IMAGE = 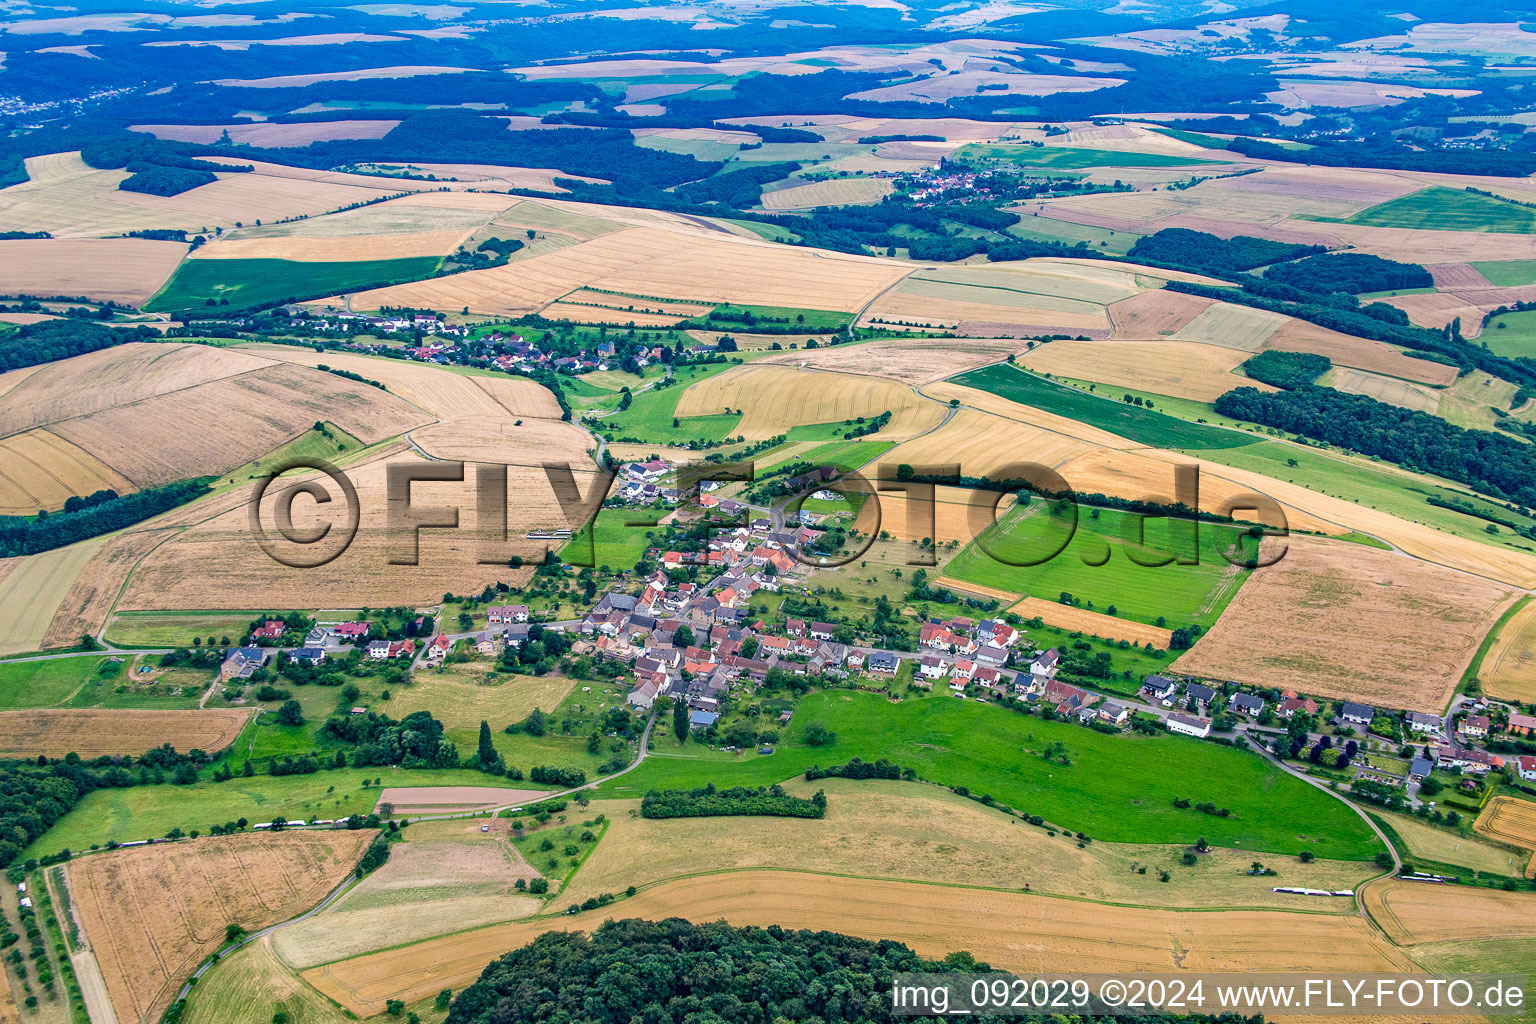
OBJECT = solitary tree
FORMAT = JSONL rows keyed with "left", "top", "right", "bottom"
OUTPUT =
{"left": 477, "top": 720, "right": 496, "bottom": 766}
{"left": 673, "top": 699, "right": 689, "bottom": 744}
{"left": 275, "top": 700, "right": 304, "bottom": 727}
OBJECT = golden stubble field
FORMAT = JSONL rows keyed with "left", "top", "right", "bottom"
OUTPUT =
{"left": 70, "top": 830, "right": 372, "bottom": 1024}
{"left": 759, "top": 336, "right": 1024, "bottom": 386}
{"left": 1363, "top": 878, "right": 1536, "bottom": 946}
{"left": 1173, "top": 536, "right": 1518, "bottom": 711}
{"left": 0, "top": 708, "right": 248, "bottom": 758}
{"left": 1021, "top": 339, "right": 1270, "bottom": 402}
{"left": 1481, "top": 598, "right": 1536, "bottom": 702}
{"left": 305, "top": 869, "right": 1409, "bottom": 1016}
{"left": 1474, "top": 797, "right": 1536, "bottom": 875}
{"left": 0, "top": 238, "right": 187, "bottom": 304}
{"left": 674, "top": 364, "right": 946, "bottom": 440}
{"left": 348, "top": 223, "right": 913, "bottom": 316}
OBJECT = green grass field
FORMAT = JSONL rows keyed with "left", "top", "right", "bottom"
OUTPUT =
{"left": 954, "top": 144, "right": 1220, "bottom": 169}
{"left": 691, "top": 304, "right": 855, "bottom": 332}
{"left": 1482, "top": 309, "right": 1536, "bottom": 358}
{"left": 105, "top": 611, "right": 263, "bottom": 647}
{"left": 1007, "top": 216, "right": 1142, "bottom": 255}
{"left": 0, "top": 658, "right": 113, "bottom": 708}
{"left": 951, "top": 364, "right": 1254, "bottom": 450}
{"left": 560, "top": 508, "right": 658, "bottom": 572}
{"left": 1473, "top": 259, "right": 1536, "bottom": 287}
{"left": 605, "top": 690, "right": 1381, "bottom": 860}
{"left": 943, "top": 501, "right": 1254, "bottom": 628}
{"left": 593, "top": 362, "right": 742, "bottom": 444}
{"left": 1307, "top": 187, "right": 1536, "bottom": 233}
{"left": 22, "top": 766, "right": 556, "bottom": 859}
{"left": 146, "top": 256, "right": 442, "bottom": 313}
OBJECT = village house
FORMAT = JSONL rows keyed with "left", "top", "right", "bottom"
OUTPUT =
{"left": 809, "top": 621, "right": 837, "bottom": 641}
{"left": 919, "top": 655, "right": 949, "bottom": 681}
{"left": 289, "top": 647, "right": 325, "bottom": 666}
{"left": 1340, "top": 702, "right": 1376, "bottom": 727}
{"left": 1229, "top": 692, "right": 1265, "bottom": 717}
{"left": 1185, "top": 682, "right": 1215, "bottom": 709}
{"left": 475, "top": 631, "right": 502, "bottom": 657}
{"left": 220, "top": 647, "right": 269, "bottom": 681}
{"left": 251, "top": 620, "right": 286, "bottom": 641}
{"left": 1409, "top": 756, "right": 1435, "bottom": 781}
{"left": 1507, "top": 713, "right": 1536, "bottom": 737}
{"left": 368, "top": 638, "right": 416, "bottom": 660}
{"left": 488, "top": 605, "right": 529, "bottom": 624}
{"left": 424, "top": 634, "right": 453, "bottom": 664}
{"left": 1277, "top": 696, "right": 1318, "bottom": 718}
{"left": 1406, "top": 711, "right": 1444, "bottom": 736}
{"left": 1144, "top": 675, "right": 1177, "bottom": 702}
{"left": 328, "top": 621, "right": 371, "bottom": 643}
{"left": 1436, "top": 745, "right": 1504, "bottom": 774}
{"left": 1167, "top": 712, "right": 1212, "bottom": 739}
{"left": 866, "top": 651, "right": 899, "bottom": 675}
{"left": 1461, "top": 714, "right": 1491, "bottom": 739}
{"left": 1098, "top": 702, "right": 1130, "bottom": 727}
{"left": 1519, "top": 755, "right": 1536, "bottom": 782}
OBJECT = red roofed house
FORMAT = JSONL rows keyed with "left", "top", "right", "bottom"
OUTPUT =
{"left": 252, "top": 620, "right": 286, "bottom": 641}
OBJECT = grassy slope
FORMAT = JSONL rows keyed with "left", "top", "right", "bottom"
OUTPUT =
{"left": 560, "top": 508, "right": 658, "bottom": 572}
{"left": 1472, "top": 259, "right": 1536, "bottom": 287}
{"left": 943, "top": 500, "right": 1253, "bottom": 628}
{"left": 1482, "top": 309, "right": 1536, "bottom": 358}
{"left": 950, "top": 364, "right": 1255, "bottom": 450}
{"left": 146, "top": 256, "right": 442, "bottom": 312}
{"left": 1306, "top": 187, "right": 1536, "bottom": 233}
{"left": 594, "top": 362, "right": 742, "bottom": 444}
{"left": 608, "top": 690, "right": 1381, "bottom": 860}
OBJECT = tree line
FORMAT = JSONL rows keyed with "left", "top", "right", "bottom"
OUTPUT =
{"left": 0, "top": 319, "right": 158, "bottom": 373}
{"left": 640, "top": 783, "right": 826, "bottom": 819}
{"left": 1127, "top": 228, "right": 1323, "bottom": 275}
{"left": 0, "top": 478, "right": 211, "bottom": 557}
{"left": 1215, "top": 385, "right": 1536, "bottom": 506}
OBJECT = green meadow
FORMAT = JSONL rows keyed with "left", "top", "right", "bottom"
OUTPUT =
{"left": 1481, "top": 308, "right": 1536, "bottom": 358}
{"left": 1306, "top": 187, "right": 1536, "bottom": 233}
{"left": 605, "top": 690, "right": 1381, "bottom": 860}
{"left": 950, "top": 364, "right": 1255, "bottom": 450}
{"left": 942, "top": 500, "right": 1255, "bottom": 628}
{"left": 146, "top": 255, "right": 442, "bottom": 313}
{"left": 954, "top": 144, "right": 1220, "bottom": 170}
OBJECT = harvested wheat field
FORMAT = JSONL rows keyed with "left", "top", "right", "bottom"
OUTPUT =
{"left": 118, "top": 452, "right": 560, "bottom": 610}
{"left": 275, "top": 829, "right": 542, "bottom": 968}
{"left": 0, "top": 343, "right": 275, "bottom": 436}
{"left": 1056, "top": 448, "right": 1342, "bottom": 536}
{"left": 50, "top": 361, "right": 428, "bottom": 488}
{"left": 1321, "top": 367, "right": 1441, "bottom": 413}
{"left": 872, "top": 485, "right": 1016, "bottom": 545}
{"left": 760, "top": 336, "right": 1022, "bottom": 386}
{"left": 1172, "top": 302, "right": 1289, "bottom": 351}
{"left": 0, "top": 708, "right": 248, "bottom": 758}
{"left": 0, "top": 429, "right": 133, "bottom": 515}
{"left": 1364, "top": 878, "right": 1536, "bottom": 946}
{"left": 1107, "top": 289, "right": 1214, "bottom": 339}
{"left": 0, "top": 538, "right": 106, "bottom": 655}
{"left": 880, "top": 409, "right": 1096, "bottom": 480}
{"left": 0, "top": 153, "right": 448, "bottom": 239}
{"left": 1173, "top": 536, "right": 1517, "bottom": 712}
{"left": 932, "top": 575, "right": 1021, "bottom": 603}
{"left": 562, "top": 781, "right": 1369, "bottom": 914}
{"left": 306, "top": 869, "right": 1408, "bottom": 1016}
{"left": 674, "top": 365, "right": 945, "bottom": 441}
{"left": 245, "top": 345, "right": 562, "bottom": 420}
{"left": 1022, "top": 340, "right": 1267, "bottom": 402}
{"left": 408, "top": 416, "right": 593, "bottom": 466}
{"left": 760, "top": 177, "right": 893, "bottom": 210}
{"left": 0, "top": 238, "right": 186, "bottom": 303}
{"left": 1383, "top": 291, "right": 1489, "bottom": 334}
{"left": 861, "top": 265, "right": 1117, "bottom": 337}
{"left": 1482, "top": 598, "right": 1536, "bottom": 702}
{"left": 1009, "top": 595, "right": 1174, "bottom": 647}
{"left": 1474, "top": 797, "right": 1536, "bottom": 874}
{"left": 41, "top": 527, "right": 175, "bottom": 647}
{"left": 923, "top": 380, "right": 1143, "bottom": 451}
{"left": 71, "top": 830, "right": 372, "bottom": 1024}
{"left": 349, "top": 225, "right": 912, "bottom": 316}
